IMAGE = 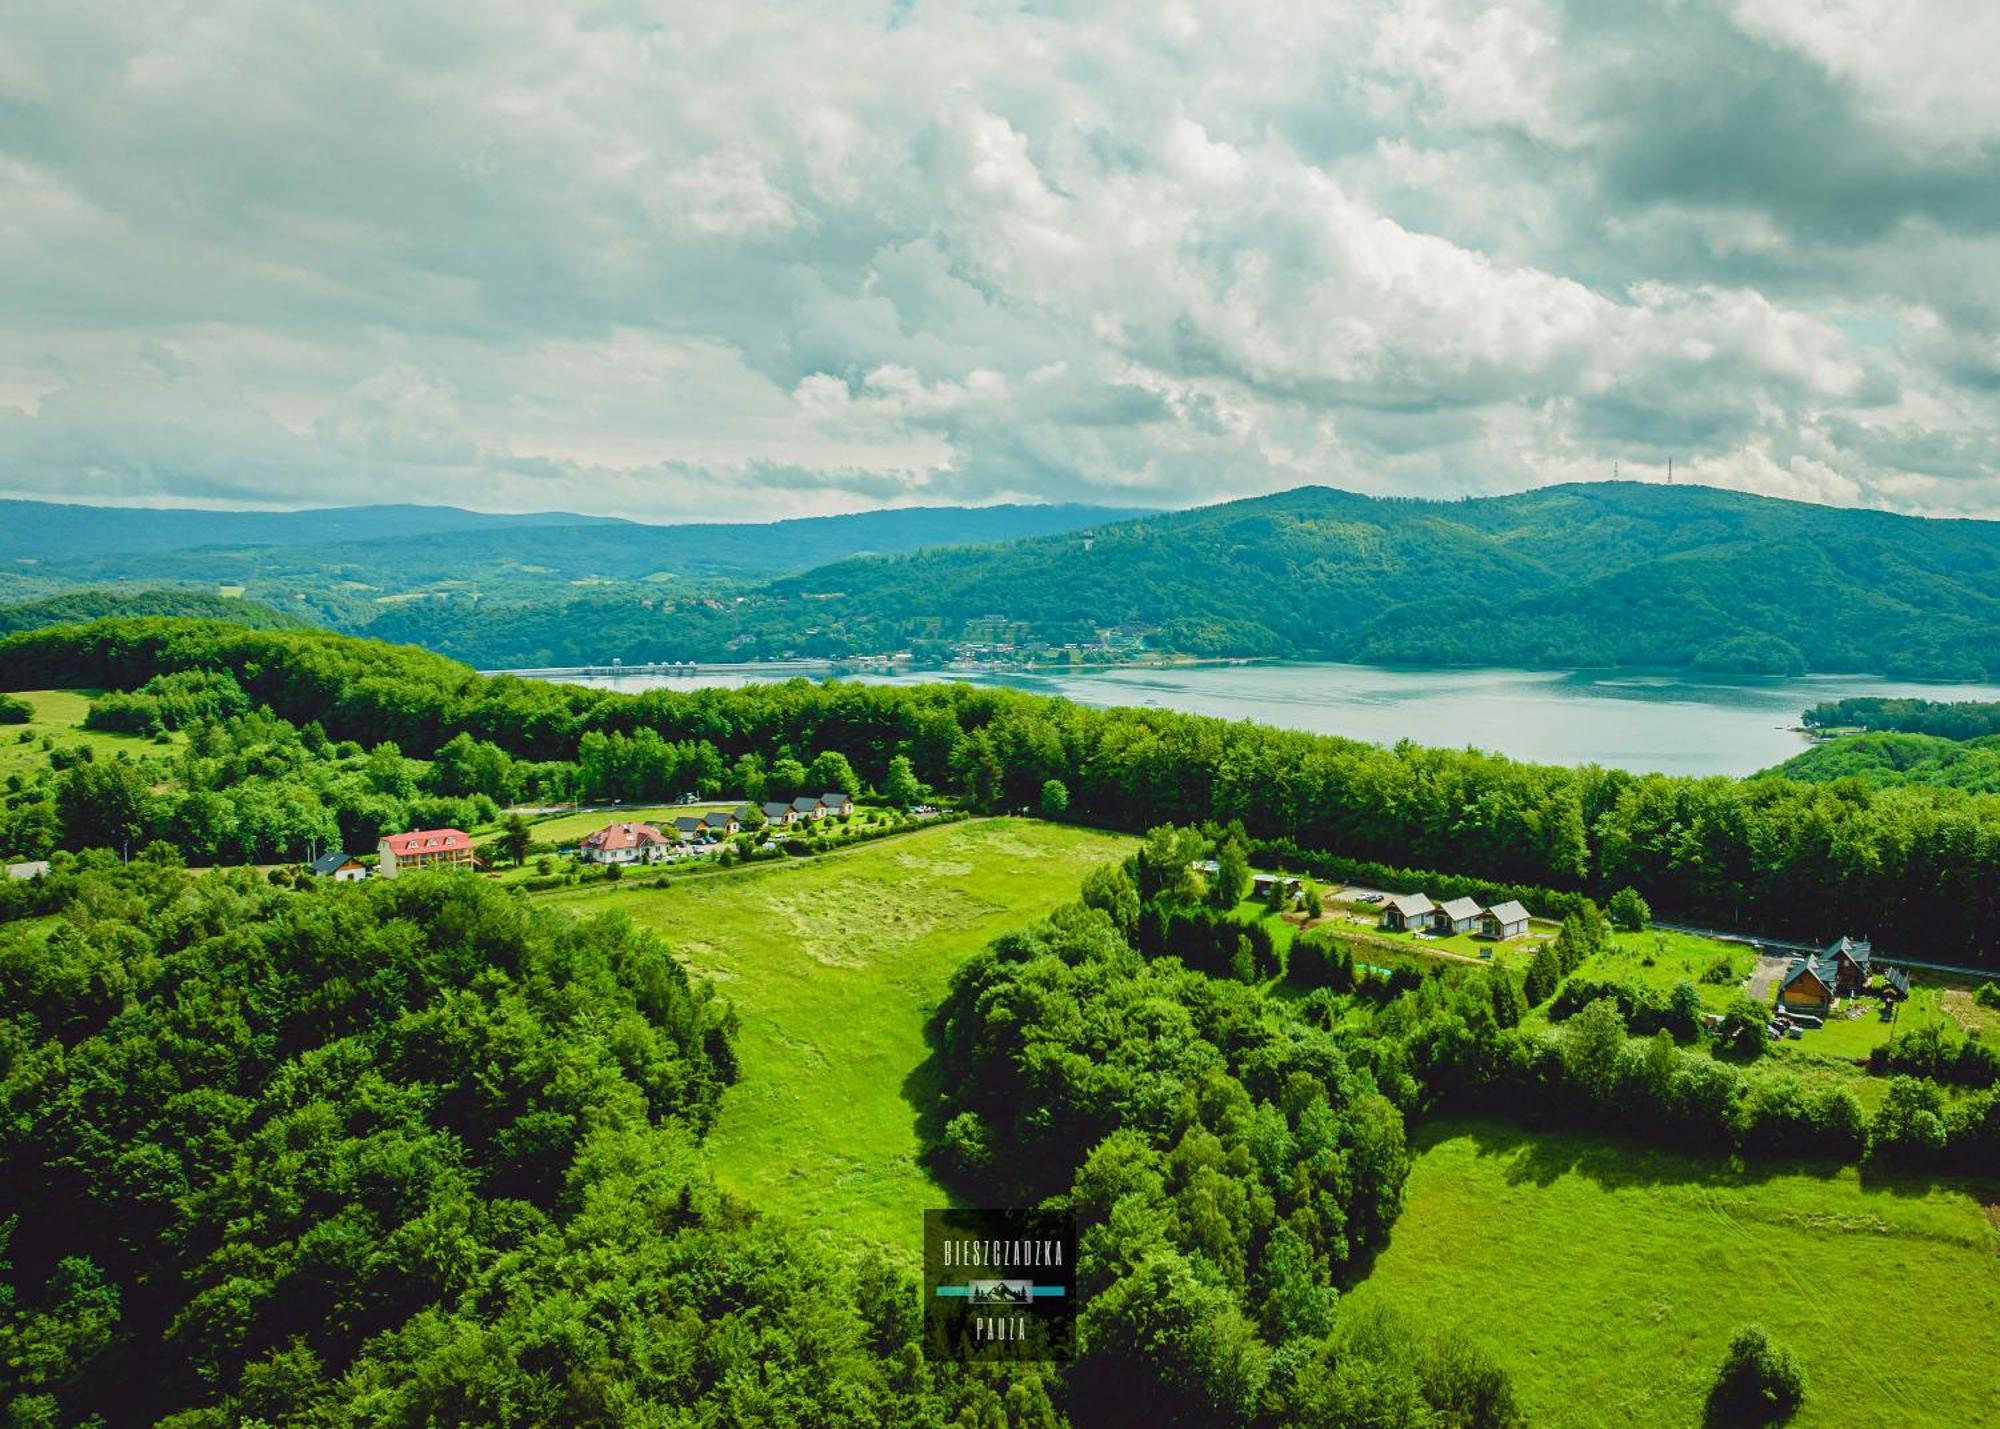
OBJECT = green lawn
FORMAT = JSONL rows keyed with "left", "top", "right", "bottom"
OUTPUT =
{"left": 1347, "top": 1117, "right": 2000, "bottom": 1428}
{"left": 1576, "top": 928, "right": 1761, "bottom": 1011}
{"left": 0, "top": 689, "right": 182, "bottom": 783}
{"left": 533, "top": 817, "right": 1132, "bottom": 1259}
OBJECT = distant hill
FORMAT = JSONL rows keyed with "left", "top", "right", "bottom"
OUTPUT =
{"left": 0, "top": 589, "right": 313, "bottom": 636}
{"left": 16, "top": 502, "right": 1141, "bottom": 596}
{"left": 690, "top": 483, "right": 1997, "bottom": 680}
{"left": 0, "top": 499, "right": 624, "bottom": 561}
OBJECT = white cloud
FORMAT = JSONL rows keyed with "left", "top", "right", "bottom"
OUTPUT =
{"left": 0, "top": 0, "right": 1996, "bottom": 519}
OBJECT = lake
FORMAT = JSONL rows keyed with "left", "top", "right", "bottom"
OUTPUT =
{"left": 536, "top": 662, "right": 2000, "bottom": 777}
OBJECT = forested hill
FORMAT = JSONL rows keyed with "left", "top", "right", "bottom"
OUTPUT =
{"left": 0, "top": 589, "right": 311, "bottom": 635}
{"left": 741, "top": 482, "right": 2000, "bottom": 679}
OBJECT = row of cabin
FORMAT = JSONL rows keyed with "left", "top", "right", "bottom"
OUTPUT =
{"left": 1380, "top": 892, "right": 1531, "bottom": 940}
{"left": 1776, "top": 937, "right": 1907, "bottom": 1013}
{"left": 581, "top": 793, "right": 856, "bottom": 865}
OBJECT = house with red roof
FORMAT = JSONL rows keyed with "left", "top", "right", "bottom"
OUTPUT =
{"left": 579, "top": 821, "right": 672, "bottom": 865}
{"left": 377, "top": 828, "right": 475, "bottom": 878}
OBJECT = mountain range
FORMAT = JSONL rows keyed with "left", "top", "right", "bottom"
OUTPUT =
{"left": 4, "top": 483, "right": 1997, "bottom": 680}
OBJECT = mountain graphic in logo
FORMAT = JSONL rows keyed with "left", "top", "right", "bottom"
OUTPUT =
{"left": 969, "top": 1280, "right": 1033, "bottom": 1305}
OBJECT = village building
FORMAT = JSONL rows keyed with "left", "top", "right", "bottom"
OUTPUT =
{"left": 309, "top": 850, "right": 367, "bottom": 882}
{"left": 762, "top": 801, "right": 797, "bottom": 826}
{"left": 1433, "top": 896, "right": 1483, "bottom": 935}
{"left": 578, "top": 821, "right": 672, "bottom": 866}
{"left": 1778, "top": 955, "right": 1837, "bottom": 1014}
{"left": 1882, "top": 966, "right": 1912, "bottom": 1001}
{"left": 1479, "top": 901, "right": 1531, "bottom": 940}
{"left": 377, "top": 828, "right": 474, "bottom": 879}
{"left": 702, "top": 809, "right": 739, "bottom": 836}
{"left": 5, "top": 860, "right": 51, "bottom": 881}
{"left": 673, "top": 815, "right": 705, "bottom": 841}
{"left": 1380, "top": 892, "right": 1435, "bottom": 932}
{"left": 1825, "top": 935, "right": 1873, "bottom": 995}
{"left": 820, "top": 791, "right": 855, "bottom": 818}
{"left": 791, "top": 795, "right": 826, "bottom": 821}
{"left": 1252, "top": 873, "right": 1304, "bottom": 901}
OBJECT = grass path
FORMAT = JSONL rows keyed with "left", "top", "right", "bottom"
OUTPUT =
{"left": 537, "top": 818, "right": 1131, "bottom": 1257}
{"left": 1347, "top": 1116, "right": 2000, "bottom": 1428}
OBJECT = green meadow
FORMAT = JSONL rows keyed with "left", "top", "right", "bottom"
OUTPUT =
{"left": 534, "top": 817, "right": 1132, "bottom": 1257}
{"left": 1346, "top": 1117, "right": 2000, "bottom": 1428}
{"left": 0, "top": 688, "right": 182, "bottom": 782}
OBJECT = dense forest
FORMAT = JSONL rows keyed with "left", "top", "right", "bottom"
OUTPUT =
{"left": 9, "top": 484, "right": 1997, "bottom": 676}
{"left": 5, "top": 618, "right": 2000, "bottom": 964}
{"left": 0, "top": 591, "right": 310, "bottom": 638}
{"left": 673, "top": 482, "right": 2000, "bottom": 678}
{"left": 3, "top": 618, "right": 1996, "bottom": 1424}
{"left": 1803, "top": 697, "right": 2000, "bottom": 741}
{"left": 0, "top": 861, "right": 1079, "bottom": 1423}
{"left": 1767, "top": 732, "right": 2000, "bottom": 794}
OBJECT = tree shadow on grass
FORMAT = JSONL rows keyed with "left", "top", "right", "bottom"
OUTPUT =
{"left": 1412, "top": 1114, "right": 1857, "bottom": 1197}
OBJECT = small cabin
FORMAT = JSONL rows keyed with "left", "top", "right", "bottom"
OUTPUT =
{"left": 1381, "top": 893, "right": 1435, "bottom": 932}
{"left": 1433, "top": 896, "right": 1483, "bottom": 935}
{"left": 310, "top": 850, "right": 368, "bottom": 882}
{"left": 1480, "top": 900, "right": 1531, "bottom": 940}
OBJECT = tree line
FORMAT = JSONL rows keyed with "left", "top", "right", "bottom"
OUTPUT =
{"left": 6, "top": 618, "right": 2000, "bottom": 964}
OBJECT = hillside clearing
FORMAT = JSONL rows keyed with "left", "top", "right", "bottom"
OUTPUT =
{"left": 534, "top": 817, "right": 1132, "bottom": 1256}
{"left": 1346, "top": 1116, "right": 2000, "bottom": 1428}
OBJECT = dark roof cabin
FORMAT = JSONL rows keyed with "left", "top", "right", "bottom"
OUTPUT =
{"left": 1778, "top": 955, "right": 1836, "bottom": 1012}
{"left": 1825, "top": 936, "right": 1872, "bottom": 993}
{"left": 1882, "top": 966, "right": 1912, "bottom": 1001}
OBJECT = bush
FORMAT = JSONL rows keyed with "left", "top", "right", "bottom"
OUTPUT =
{"left": 1706, "top": 1325, "right": 1805, "bottom": 1425}
{"left": 1607, "top": 886, "right": 1651, "bottom": 931}
{"left": 1974, "top": 981, "right": 2000, "bottom": 1011}
{"left": 0, "top": 693, "right": 31, "bottom": 724}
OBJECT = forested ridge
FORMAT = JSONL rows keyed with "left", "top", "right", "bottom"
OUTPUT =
{"left": 11, "top": 484, "right": 1997, "bottom": 676}
{"left": 5, "top": 617, "right": 2000, "bottom": 964}
{"left": 600, "top": 482, "right": 2000, "bottom": 678}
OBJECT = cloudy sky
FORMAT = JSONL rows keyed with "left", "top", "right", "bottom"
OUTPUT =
{"left": 3, "top": 1, "right": 1999, "bottom": 521}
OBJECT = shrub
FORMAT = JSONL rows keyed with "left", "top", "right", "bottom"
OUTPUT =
{"left": 0, "top": 693, "right": 33, "bottom": 724}
{"left": 1706, "top": 1325, "right": 1805, "bottom": 1425}
{"left": 1607, "top": 886, "right": 1651, "bottom": 931}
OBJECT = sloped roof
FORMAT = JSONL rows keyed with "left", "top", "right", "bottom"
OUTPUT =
{"left": 1781, "top": 956, "right": 1835, "bottom": 993}
{"left": 580, "top": 822, "right": 667, "bottom": 851}
{"left": 1385, "top": 893, "right": 1434, "bottom": 918}
{"left": 1438, "top": 896, "right": 1483, "bottom": 922}
{"left": 1826, "top": 935, "right": 1872, "bottom": 966}
{"left": 702, "top": 809, "right": 735, "bottom": 826}
{"left": 762, "top": 801, "right": 792, "bottom": 818}
{"left": 1884, "top": 966, "right": 1911, "bottom": 993}
{"left": 381, "top": 828, "right": 469, "bottom": 856}
{"left": 1484, "top": 900, "right": 1530, "bottom": 924}
{"left": 792, "top": 796, "right": 822, "bottom": 811}
{"left": 821, "top": 790, "right": 853, "bottom": 806}
{"left": 310, "top": 849, "right": 362, "bottom": 874}
{"left": 674, "top": 816, "right": 703, "bottom": 833}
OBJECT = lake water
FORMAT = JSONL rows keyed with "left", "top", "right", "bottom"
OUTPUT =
{"left": 540, "top": 662, "right": 2000, "bottom": 778}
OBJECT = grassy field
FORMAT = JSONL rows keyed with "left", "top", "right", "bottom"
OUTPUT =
{"left": 0, "top": 689, "right": 181, "bottom": 782}
{"left": 534, "top": 817, "right": 1131, "bottom": 1258}
{"left": 1347, "top": 1117, "right": 2000, "bottom": 1428}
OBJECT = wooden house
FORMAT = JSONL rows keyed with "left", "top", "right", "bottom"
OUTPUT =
{"left": 1825, "top": 936, "right": 1873, "bottom": 995}
{"left": 1778, "top": 955, "right": 1836, "bottom": 1013}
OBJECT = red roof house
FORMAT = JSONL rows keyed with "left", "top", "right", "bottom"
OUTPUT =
{"left": 579, "top": 821, "right": 671, "bottom": 864}
{"left": 377, "top": 828, "right": 475, "bottom": 878}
